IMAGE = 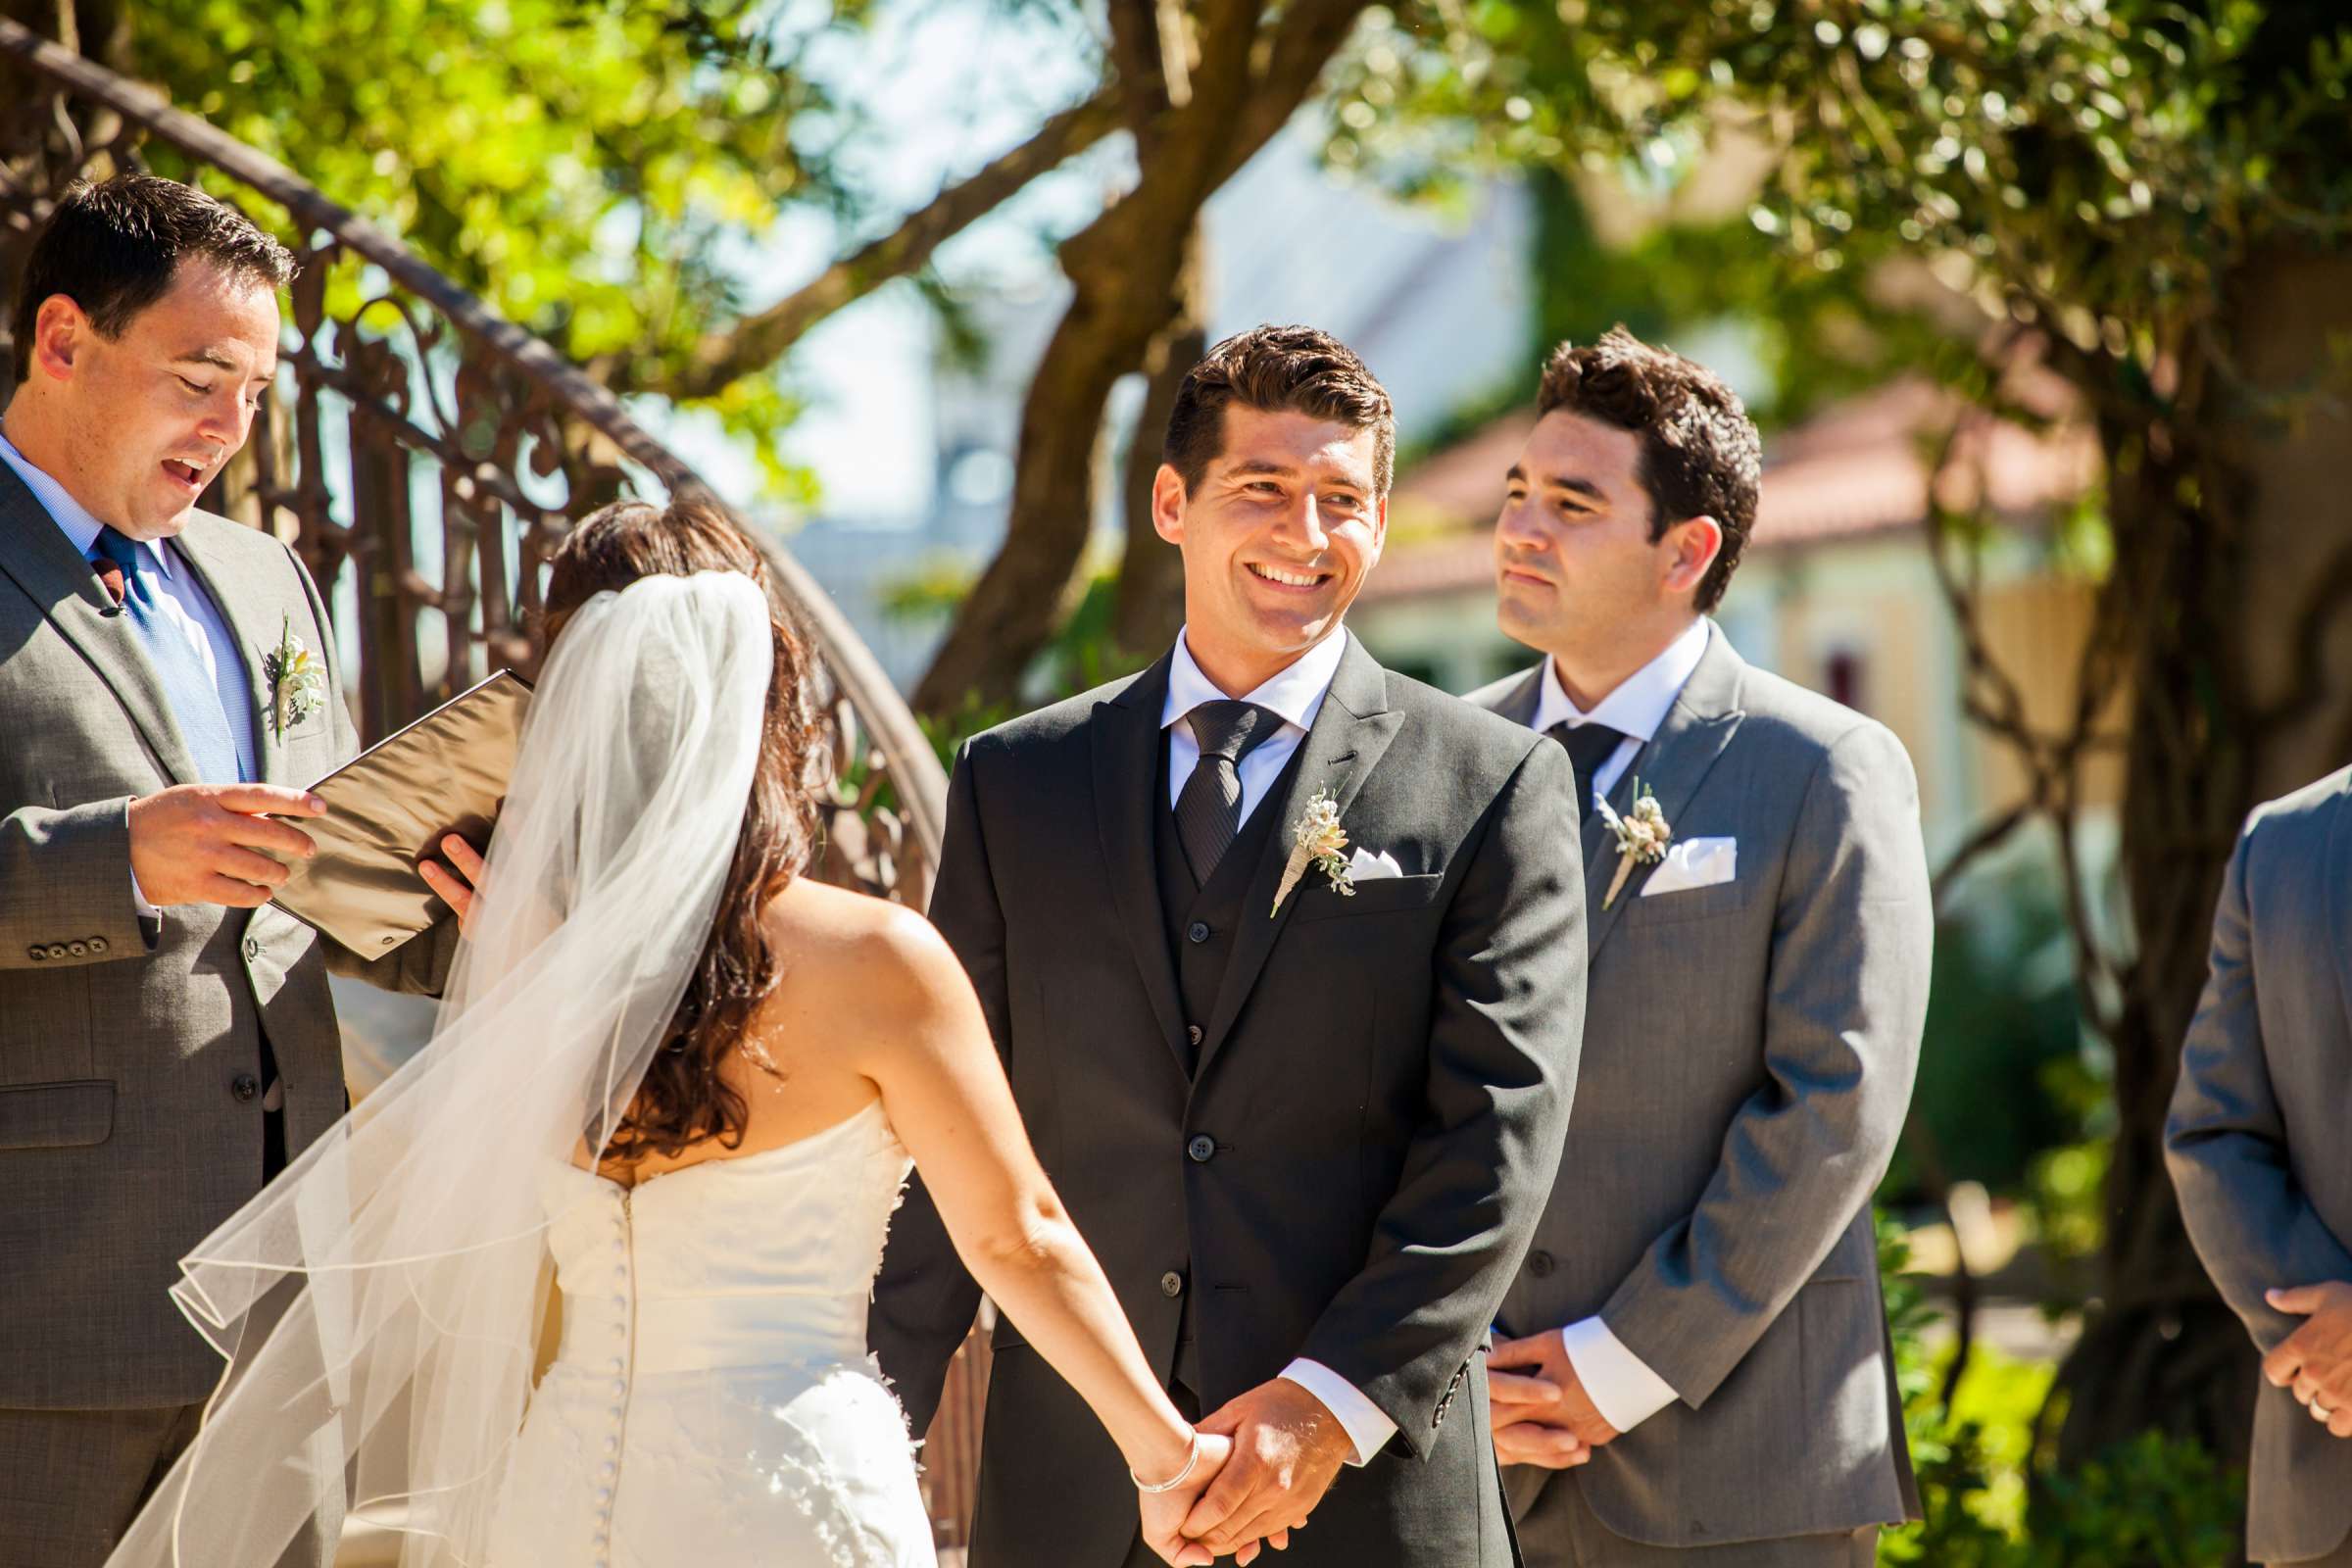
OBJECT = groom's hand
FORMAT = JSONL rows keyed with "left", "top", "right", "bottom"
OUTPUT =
{"left": 2266, "top": 1282, "right": 2352, "bottom": 1437}
{"left": 1488, "top": 1331, "right": 1620, "bottom": 1455}
{"left": 127, "top": 783, "right": 324, "bottom": 906}
{"left": 1181, "top": 1379, "right": 1351, "bottom": 1560}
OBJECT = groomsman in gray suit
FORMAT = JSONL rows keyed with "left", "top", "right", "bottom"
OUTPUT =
{"left": 2169, "top": 764, "right": 2352, "bottom": 1568}
{"left": 1467, "top": 327, "right": 1932, "bottom": 1566}
{"left": 0, "top": 177, "right": 465, "bottom": 1566}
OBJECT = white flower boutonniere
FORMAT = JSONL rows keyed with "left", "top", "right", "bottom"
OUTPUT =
{"left": 263, "top": 613, "right": 327, "bottom": 740}
{"left": 1594, "top": 778, "right": 1672, "bottom": 910}
{"left": 1272, "top": 787, "right": 1354, "bottom": 916}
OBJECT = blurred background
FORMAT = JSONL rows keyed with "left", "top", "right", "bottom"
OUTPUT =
{"left": 7, "top": 0, "right": 2351, "bottom": 1560}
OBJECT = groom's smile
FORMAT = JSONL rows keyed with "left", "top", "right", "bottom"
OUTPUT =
{"left": 1154, "top": 403, "right": 1387, "bottom": 694}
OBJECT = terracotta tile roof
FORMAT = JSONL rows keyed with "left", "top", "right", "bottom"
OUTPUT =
{"left": 1362, "top": 377, "right": 2099, "bottom": 605}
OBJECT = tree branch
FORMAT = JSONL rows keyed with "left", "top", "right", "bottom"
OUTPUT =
{"left": 662, "top": 81, "right": 1125, "bottom": 401}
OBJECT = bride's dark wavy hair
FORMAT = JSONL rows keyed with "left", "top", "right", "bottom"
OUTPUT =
{"left": 539, "top": 495, "right": 826, "bottom": 1165}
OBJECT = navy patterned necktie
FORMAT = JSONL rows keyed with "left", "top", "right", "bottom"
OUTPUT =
{"left": 1174, "top": 701, "right": 1283, "bottom": 883}
{"left": 90, "top": 527, "right": 244, "bottom": 784}
{"left": 1545, "top": 721, "right": 1627, "bottom": 824}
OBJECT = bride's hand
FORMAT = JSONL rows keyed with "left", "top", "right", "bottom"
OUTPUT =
{"left": 1138, "top": 1431, "right": 1232, "bottom": 1566}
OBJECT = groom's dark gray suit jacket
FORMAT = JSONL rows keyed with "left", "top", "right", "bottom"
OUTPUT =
{"left": 2168, "top": 764, "right": 2352, "bottom": 1567}
{"left": 870, "top": 632, "right": 1586, "bottom": 1567}
{"left": 0, "top": 466, "right": 455, "bottom": 1411}
{"left": 1471, "top": 623, "right": 1930, "bottom": 1552}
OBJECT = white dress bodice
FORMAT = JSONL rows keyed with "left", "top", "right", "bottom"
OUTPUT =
{"left": 487, "top": 1101, "right": 935, "bottom": 1568}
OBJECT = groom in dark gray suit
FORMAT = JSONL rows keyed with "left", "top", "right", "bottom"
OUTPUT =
{"left": 2169, "top": 764, "right": 2352, "bottom": 1568}
{"left": 0, "top": 177, "right": 463, "bottom": 1567}
{"left": 871, "top": 325, "right": 1586, "bottom": 1566}
{"left": 1468, "top": 328, "right": 1931, "bottom": 1566}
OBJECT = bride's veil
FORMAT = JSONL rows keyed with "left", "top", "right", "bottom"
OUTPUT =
{"left": 110, "top": 568, "right": 777, "bottom": 1567}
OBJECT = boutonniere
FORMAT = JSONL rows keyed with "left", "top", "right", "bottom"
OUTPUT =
{"left": 1594, "top": 779, "right": 1672, "bottom": 909}
{"left": 262, "top": 612, "right": 327, "bottom": 740}
{"left": 1272, "top": 787, "right": 1354, "bottom": 916}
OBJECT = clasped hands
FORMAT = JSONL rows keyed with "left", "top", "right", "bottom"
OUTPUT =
{"left": 126, "top": 782, "right": 483, "bottom": 926}
{"left": 1139, "top": 1379, "right": 1354, "bottom": 1565}
{"left": 2264, "top": 1280, "right": 2352, "bottom": 1438}
{"left": 1486, "top": 1330, "right": 1619, "bottom": 1471}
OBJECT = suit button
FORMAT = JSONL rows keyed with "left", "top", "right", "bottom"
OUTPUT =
{"left": 44, "top": 943, "right": 68, "bottom": 959}
{"left": 1187, "top": 1135, "right": 1216, "bottom": 1164}
{"left": 1159, "top": 1271, "right": 1184, "bottom": 1298}
{"left": 1186, "top": 921, "right": 1210, "bottom": 944}
{"left": 27, "top": 946, "right": 46, "bottom": 962}
{"left": 87, "top": 936, "right": 109, "bottom": 955}
{"left": 1526, "top": 1249, "right": 1555, "bottom": 1278}
{"left": 243, "top": 937, "right": 261, "bottom": 960}
{"left": 68, "top": 941, "right": 88, "bottom": 956}
{"left": 1186, "top": 1024, "right": 1203, "bottom": 1049}
{"left": 230, "top": 1073, "right": 261, "bottom": 1103}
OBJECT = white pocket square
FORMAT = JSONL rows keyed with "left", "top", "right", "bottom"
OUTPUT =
{"left": 1639, "top": 837, "right": 1737, "bottom": 897}
{"left": 1347, "top": 847, "right": 1404, "bottom": 882}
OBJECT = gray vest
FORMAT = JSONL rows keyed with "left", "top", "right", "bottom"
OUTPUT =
{"left": 1151, "top": 733, "right": 1300, "bottom": 1392}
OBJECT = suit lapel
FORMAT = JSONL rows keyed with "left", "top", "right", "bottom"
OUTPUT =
{"left": 1093, "top": 655, "right": 1192, "bottom": 1073}
{"left": 0, "top": 464, "right": 201, "bottom": 786}
{"left": 1196, "top": 633, "right": 1401, "bottom": 1083}
{"left": 2326, "top": 774, "right": 2352, "bottom": 1046}
{"left": 1492, "top": 662, "right": 1545, "bottom": 729}
{"left": 170, "top": 518, "right": 278, "bottom": 784}
{"left": 1584, "top": 624, "right": 1748, "bottom": 960}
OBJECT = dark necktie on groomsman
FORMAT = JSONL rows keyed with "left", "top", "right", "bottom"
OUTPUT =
{"left": 1174, "top": 700, "right": 1283, "bottom": 883}
{"left": 1545, "top": 720, "right": 1628, "bottom": 824}
{"left": 89, "top": 526, "right": 245, "bottom": 785}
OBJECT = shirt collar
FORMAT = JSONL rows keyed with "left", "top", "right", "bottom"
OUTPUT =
{"left": 1161, "top": 624, "right": 1348, "bottom": 736}
{"left": 0, "top": 427, "right": 172, "bottom": 577}
{"left": 1532, "top": 616, "right": 1711, "bottom": 741}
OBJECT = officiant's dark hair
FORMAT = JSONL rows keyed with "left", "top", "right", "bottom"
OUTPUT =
{"left": 1163, "top": 324, "right": 1396, "bottom": 497}
{"left": 1535, "top": 326, "right": 1761, "bottom": 613}
{"left": 9, "top": 174, "right": 296, "bottom": 384}
{"left": 541, "top": 495, "right": 827, "bottom": 1166}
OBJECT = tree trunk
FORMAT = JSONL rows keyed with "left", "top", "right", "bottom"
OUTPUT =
{"left": 1111, "top": 224, "right": 1205, "bottom": 661}
{"left": 2051, "top": 245, "right": 2352, "bottom": 1474}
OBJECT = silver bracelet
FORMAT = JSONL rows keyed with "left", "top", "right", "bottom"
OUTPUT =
{"left": 1132, "top": 1432, "right": 1202, "bottom": 1494}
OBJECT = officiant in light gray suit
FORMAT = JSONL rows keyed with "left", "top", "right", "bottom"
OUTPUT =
{"left": 2168, "top": 764, "right": 2352, "bottom": 1568}
{"left": 1467, "top": 328, "right": 1932, "bottom": 1567}
{"left": 0, "top": 176, "right": 466, "bottom": 1568}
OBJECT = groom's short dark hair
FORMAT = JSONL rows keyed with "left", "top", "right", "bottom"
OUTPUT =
{"left": 1537, "top": 326, "right": 1762, "bottom": 613}
{"left": 1164, "top": 324, "right": 1396, "bottom": 497}
{"left": 10, "top": 175, "right": 297, "bottom": 384}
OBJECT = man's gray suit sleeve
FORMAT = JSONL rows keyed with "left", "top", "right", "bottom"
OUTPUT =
{"left": 1600, "top": 721, "right": 1930, "bottom": 1406}
{"left": 867, "top": 740, "right": 999, "bottom": 1435}
{"left": 1297, "top": 736, "right": 1586, "bottom": 1454}
{"left": 0, "top": 798, "right": 154, "bottom": 969}
{"left": 2167, "top": 810, "right": 2352, "bottom": 1352}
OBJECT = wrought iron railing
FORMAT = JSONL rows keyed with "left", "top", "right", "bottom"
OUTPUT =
{"left": 1, "top": 17, "right": 989, "bottom": 1548}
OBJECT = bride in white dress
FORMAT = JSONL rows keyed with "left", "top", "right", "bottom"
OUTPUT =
{"left": 109, "top": 501, "right": 1227, "bottom": 1568}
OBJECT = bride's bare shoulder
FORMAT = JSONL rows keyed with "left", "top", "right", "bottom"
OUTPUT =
{"left": 760, "top": 878, "right": 964, "bottom": 1020}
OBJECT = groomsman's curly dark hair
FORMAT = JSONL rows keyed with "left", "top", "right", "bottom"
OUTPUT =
{"left": 540, "top": 496, "right": 828, "bottom": 1169}
{"left": 1163, "top": 323, "right": 1396, "bottom": 497}
{"left": 9, "top": 174, "right": 296, "bottom": 384}
{"left": 1537, "top": 327, "right": 1762, "bottom": 613}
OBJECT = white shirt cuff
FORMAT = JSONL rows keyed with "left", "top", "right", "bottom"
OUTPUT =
{"left": 130, "top": 867, "right": 159, "bottom": 920}
{"left": 1278, "top": 1358, "right": 1396, "bottom": 1465}
{"left": 1559, "top": 1317, "right": 1679, "bottom": 1434}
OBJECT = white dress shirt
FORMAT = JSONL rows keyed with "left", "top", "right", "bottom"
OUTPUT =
{"left": 1157, "top": 625, "right": 1396, "bottom": 1465}
{"left": 1523, "top": 616, "right": 1713, "bottom": 1435}
{"left": 1530, "top": 616, "right": 1709, "bottom": 815}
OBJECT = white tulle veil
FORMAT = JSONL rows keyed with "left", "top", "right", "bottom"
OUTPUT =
{"left": 109, "top": 568, "right": 777, "bottom": 1568}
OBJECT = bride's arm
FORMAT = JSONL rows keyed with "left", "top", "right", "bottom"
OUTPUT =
{"left": 837, "top": 907, "right": 1213, "bottom": 1510}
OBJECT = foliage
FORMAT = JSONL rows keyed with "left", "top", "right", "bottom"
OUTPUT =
{"left": 1877, "top": 1216, "right": 2244, "bottom": 1566}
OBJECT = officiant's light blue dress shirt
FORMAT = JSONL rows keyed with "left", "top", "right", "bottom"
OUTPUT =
{"left": 0, "top": 428, "right": 259, "bottom": 782}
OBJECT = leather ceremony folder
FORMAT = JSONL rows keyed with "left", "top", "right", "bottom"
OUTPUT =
{"left": 269, "top": 670, "right": 533, "bottom": 955}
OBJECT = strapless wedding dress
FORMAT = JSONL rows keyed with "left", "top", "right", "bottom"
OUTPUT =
{"left": 486, "top": 1101, "right": 936, "bottom": 1567}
